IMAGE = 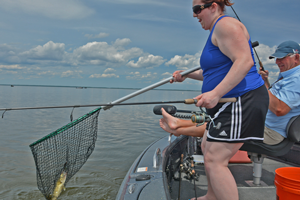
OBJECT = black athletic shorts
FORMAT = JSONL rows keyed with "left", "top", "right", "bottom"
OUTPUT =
{"left": 206, "top": 85, "right": 269, "bottom": 143}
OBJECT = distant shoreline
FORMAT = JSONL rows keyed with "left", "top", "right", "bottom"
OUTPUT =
{"left": 0, "top": 84, "right": 200, "bottom": 92}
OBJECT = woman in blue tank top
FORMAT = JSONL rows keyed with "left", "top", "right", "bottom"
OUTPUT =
{"left": 170, "top": 0, "right": 269, "bottom": 200}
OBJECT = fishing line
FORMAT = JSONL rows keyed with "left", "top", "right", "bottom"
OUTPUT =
{"left": 230, "top": 5, "right": 265, "bottom": 71}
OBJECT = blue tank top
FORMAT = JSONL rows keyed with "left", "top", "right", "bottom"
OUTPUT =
{"left": 200, "top": 15, "right": 264, "bottom": 98}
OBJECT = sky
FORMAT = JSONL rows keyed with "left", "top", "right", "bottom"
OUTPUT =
{"left": 0, "top": 0, "right": 299, "bottom": 90}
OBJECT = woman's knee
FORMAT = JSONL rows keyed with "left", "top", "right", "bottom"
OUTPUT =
{"left": 204, "top": 142, "right": 243, "bottom": 168}
{"left": 203, "top": 152, "right": 217, "bottom": 173}
{"left": 201, "top": 140, "right": 206, "bottom": 153}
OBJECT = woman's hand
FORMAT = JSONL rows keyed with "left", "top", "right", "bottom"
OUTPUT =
{"left": 170, "top": 70, "right": 186, "bottom": 83}
{"left": 194, "top": 91, "right": 221, "bottom": 109}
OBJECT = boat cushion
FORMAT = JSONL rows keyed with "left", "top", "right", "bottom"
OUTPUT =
{"left": 286, "top": 115, "right": 300, "bottom": 142}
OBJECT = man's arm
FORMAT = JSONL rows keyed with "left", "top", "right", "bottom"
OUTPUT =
{"left": 268, "top": 91, "right": 291, "bottom": 116}
{"left": 259, "top": 67, "right": 290, "bottom": 116}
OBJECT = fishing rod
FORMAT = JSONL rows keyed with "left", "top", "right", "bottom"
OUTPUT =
{"left": 0, "top": 98, "right": 237, "bottom": 112}
{"left": 178, "top": 154, "right": 184, "bottom": 200}
{"left": 1, "top": 97, "right": 236, "bottom": 120}
{"left": 230, "top": 6, "right": 265, "bottom": 72}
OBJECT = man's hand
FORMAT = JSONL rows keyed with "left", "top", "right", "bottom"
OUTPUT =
{"left": 259, "top": 67, "right": 270, "bottom": 88}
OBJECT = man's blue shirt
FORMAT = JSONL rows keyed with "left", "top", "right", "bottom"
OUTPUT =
{"left": 265, "top": 65, "right": 300, "bottom": 138}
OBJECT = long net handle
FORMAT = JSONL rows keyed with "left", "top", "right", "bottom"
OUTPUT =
{"left": 103, "top": 66, "right": 201, "bottom": 110}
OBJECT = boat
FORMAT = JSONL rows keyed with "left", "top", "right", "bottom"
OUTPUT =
{"left": 116, "top": 105, "right": 300, "bottom": 200}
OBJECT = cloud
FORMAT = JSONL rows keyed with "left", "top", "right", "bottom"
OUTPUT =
{"left": 127, "top": 54, "right": 166, "bottom": 68}
{"left": 165, "top": 52, "right": 201, "bottom": 70}
{"left": 113, "top": 38, "right": 132, "bottom": 48}
{"left": 0, "top": 38, "right": 282, "bottom": 85}
{"left": 104, "top": 68, "right": 116, "bottom": 73}
{"left": 0, "top": 39, "right": 158, "bottom": 68}
{"left": 162, "top": 72, "right": 172, "bottom": 76}
{"left": 255, "top": 44, "right": 277, "bottom": 66}
{"left": 89, "top": 68, "right": 119, "bottom": 78}
{"left": 0, "top": 0, "right": 94, "bottom": 20}
{"left": 0, "top": 38, "right": 168, "bottom": 70}
{"left": 72, "top": 39, "right": 144, "bottom": 65}
{"left": 89, "top": 74, "right": 119, "bottom": 78}
{"left": 126, "top": 71, "right": 157, "bottom": 80}
{"left": 20, "top": 41, "right": 66, "bottom": 61}
{"left": 255, "top": 44, "right": 279, "bottom": 83}
{"left": 61, "top": 70, "right": 83, "bottom": 78}
{"left": 0, "top": 44, "right": 22, "bottom": 63}
{"left": 0, "top": 70, "right": 18, "bottom": 74}
{"left": 0, "top": 65, "right": 23, "bottom": 70}
{"left": 85, "top": 33, "right": 110, "bottom": 39}
{"left": 0, "top": 64, "right": 26, "bottom": 76}
{"left": 37, "top": 70, "right": 59, "bottom": 76}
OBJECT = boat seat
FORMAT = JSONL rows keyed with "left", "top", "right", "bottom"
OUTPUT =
{"left": 239, "top": 115, "right": 300, "bottom": 185}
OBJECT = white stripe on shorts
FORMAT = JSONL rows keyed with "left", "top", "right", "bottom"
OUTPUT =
{"left": 230, "top": 97, "right": 242, "bottom": 140}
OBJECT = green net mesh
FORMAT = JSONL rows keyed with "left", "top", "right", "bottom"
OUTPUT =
{"left": 29, "top": 107, "right": 101, "bottom": 199}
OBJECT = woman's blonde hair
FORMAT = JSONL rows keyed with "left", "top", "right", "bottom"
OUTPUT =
{"left": 202, "top": 0, "right": 234, "bottom": 12}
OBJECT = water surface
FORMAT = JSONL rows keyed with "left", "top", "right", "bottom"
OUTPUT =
{"left": 0, "top": 86, "right": 200, "bottom": 199}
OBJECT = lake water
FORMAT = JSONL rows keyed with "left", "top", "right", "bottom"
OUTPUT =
{"left": 0, "top": 85, "right": 200, "bottom": 200}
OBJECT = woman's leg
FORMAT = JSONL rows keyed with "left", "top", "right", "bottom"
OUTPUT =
{"left": 191, "top": 131, "right": 217, "bottom": 200}
{"left": 192, "top": 133, "right": 243, "bottom": 200}
{"left": 203, "top": 141, "right": 243, "bottom": 200}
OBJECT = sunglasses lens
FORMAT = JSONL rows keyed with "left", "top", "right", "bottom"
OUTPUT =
{"left": 193, "top": 6, "right": 201, "bottom": 14}
{"left": 193, "top": 3, "right": 213, "bottom": 14}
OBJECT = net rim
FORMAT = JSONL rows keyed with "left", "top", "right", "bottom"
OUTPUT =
{"left": 29, "top": 107, "right": 101, "bottom": 147}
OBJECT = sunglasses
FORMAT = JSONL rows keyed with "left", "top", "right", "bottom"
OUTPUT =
{"left": 281, "top": 53, "right": 295, "bottom": 59}
{"left": 193, "top": 2, "right": 213, "bottom": 15}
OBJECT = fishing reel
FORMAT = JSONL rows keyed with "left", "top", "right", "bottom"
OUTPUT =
{"left": 173, "top": 155, "right": 199, "bottom": 181}
{"left": 191, "top": 110, "right": 210, "bottom": 127}
{"left": 191, "top": 108, "right": 222, "bottom": 129}
{"left": 181, "top": 156, "right": 199, "bottom": 181}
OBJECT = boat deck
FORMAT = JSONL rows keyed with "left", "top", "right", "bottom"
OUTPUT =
{"left": 170, "top": 157, "right": 292, "bottom": 200}
{"left": 116, "top": 135, "right": 300, "bottom": 200}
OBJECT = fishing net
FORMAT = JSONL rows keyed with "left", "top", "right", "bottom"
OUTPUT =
{"left": 29, "top": 107, "right": 101, "bottom": 199}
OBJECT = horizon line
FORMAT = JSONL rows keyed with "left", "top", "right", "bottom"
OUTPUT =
{"left": 0, "top": 83, "right": 200, "bottom": 92}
